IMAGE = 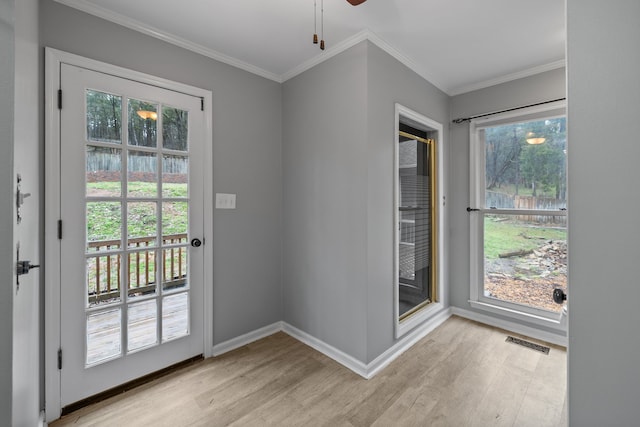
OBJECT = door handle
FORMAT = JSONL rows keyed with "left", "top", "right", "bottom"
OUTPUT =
{"left": 190, "top": 238, "right": 202, "bottom": 247}
{"left": 553, "top": 288, "right": 567, "bottom": 304}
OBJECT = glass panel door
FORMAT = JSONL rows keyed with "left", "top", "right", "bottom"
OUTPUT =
{"left": 397, "top": 124, "right": 437, "bottom": 320}
{"left": 59, "top": 63, "right": 204, "bottom": 407}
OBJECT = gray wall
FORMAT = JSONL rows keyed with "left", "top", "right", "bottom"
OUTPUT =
{"left": 13, "top": 0, "right": 41, "bottom": 425}
{"left": 365, "top": 43, "right": 449, "bottom": 361}
{"left": 282, "top": 41, "right": 449, "bottom": 363}
{"left": 40, "top": 0, "right": 283, "bottom": 345}
{"left": 282, "top": 42, "right": 369, "bottom": 361}
{"left": 0, "top": 0, "right": 15, "bottom": 423}
{"left": 449, "top": 67, "right": 567, "bottom": 337}
{"left": 567, "top": 0, "right": 640, "bottom": 425}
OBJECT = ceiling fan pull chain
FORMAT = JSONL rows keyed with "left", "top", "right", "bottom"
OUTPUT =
{"left": 320, "top": 0, "right": 325, "bottom": 50}
{"left": 313, "top": 0, "right": 318, "bottom": 44}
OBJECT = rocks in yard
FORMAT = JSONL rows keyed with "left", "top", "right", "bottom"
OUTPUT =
{"left": 485, "top": 239, "right": 567, "bottom": 311}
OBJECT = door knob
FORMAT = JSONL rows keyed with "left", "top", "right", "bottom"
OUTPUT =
{"left": 190, "top": 238, "right": 202, "bottom": 247}
{"left": 553, "top": 288, "right": 567, "bottom": 304}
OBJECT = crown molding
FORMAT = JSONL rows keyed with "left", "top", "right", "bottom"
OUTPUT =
{"left": 54, "top": 0, "right": 565, "bottom": 95}
{"left": 280, "top": 29, "right": 369, "bottom": 82}
{"left": 53, "top": 0, "right": 282, "bottom": 82}
{"left": 281, "top": 29, "right": 449, "bottom": 95}
{"left": 448, "top": 59, "right": 566, "bottom": 96}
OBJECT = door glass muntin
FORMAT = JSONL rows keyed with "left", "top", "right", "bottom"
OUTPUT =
{"left": 84, "top": 91, "right": 191, "bottom": 366}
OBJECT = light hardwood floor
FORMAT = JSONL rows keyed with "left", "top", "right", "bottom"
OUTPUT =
{"left": 51, "top": 316, "right": 567, "bottom": 427}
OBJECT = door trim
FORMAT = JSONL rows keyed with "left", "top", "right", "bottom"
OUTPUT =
{"left": 44, "top": 47, "right": 214, "bottom": 423}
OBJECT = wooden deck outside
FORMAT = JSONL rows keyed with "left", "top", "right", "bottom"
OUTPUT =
{"left": 87, "top": 291, "right": 189, "bottom": 365}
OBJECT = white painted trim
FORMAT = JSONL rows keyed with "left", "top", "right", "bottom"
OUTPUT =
{"left": 281, "top": 29, "right": 447, "bottom": 93}
{"left": 451, "top": 307, "right": 567, "bottom": 347}
{"left": 44, "top": 48, "right": 63, "bottom": 424}
{"left": 282, "top": 309, "right": 451, "bottom": 379}
{"left": 211, "top": 322, "right": 283, "bottom": 356}
{"left": 51, "top": 1, "right": 563, "bottom": 95}
{"left": 367, "top": 308, "right": 451, "bottom": 378}
{"left": 468, "top": 300, "right": 564, "bottom": 330}
{"left": 470, "top": 100, "right": 567, "bottom": 128}
{"left": 44, "top": 48, "right": 214, "bottom": 422}
{"left": 365, "top": 30, "right": 446, "bottom": 93}
{"left": 210, "top": 313, "right": 451, "bottom": 380}
{"left": 448, "top": 59, "right": 566, "bottom": 96}
{"left": 467, "top": 101, "right": 569, "bottom": 331}
{"left": 53, "top": 0, "right": 281, "bottom": 82}
{"left": 280, "top": 29, "right": 369, "bottom": 82}
{"left": 281, "top": 323, "right": 368, "bottom": 378}
{"left": 202, "top": 94, "right": 214, "bottom": 359}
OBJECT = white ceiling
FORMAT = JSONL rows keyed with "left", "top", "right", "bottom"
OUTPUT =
{"left": 55, "top": 0, "right": 566, "bottom": 95}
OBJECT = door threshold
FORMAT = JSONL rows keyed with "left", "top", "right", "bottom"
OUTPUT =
{"left": 61, "top": 354, "right": 203, "bottom": 416}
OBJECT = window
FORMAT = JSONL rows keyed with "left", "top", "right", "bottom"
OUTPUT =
{"left": 469, "top": 102, "right": 567, "bottom": 326}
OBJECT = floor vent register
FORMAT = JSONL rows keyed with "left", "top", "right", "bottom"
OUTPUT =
{"left": 505, "top": 336, "right": 550, "bottom": 355}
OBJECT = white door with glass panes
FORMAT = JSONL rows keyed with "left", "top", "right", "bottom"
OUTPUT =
{"left": 59, "top": 63, "right": 205, "bottom": 407}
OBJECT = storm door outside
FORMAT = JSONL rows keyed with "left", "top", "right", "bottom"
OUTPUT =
{"left": 59, "top": 64, "right": 204, "bottom": 407}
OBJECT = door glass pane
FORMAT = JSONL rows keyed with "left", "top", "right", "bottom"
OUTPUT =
{"left": 128, "top": 300, "right": 158, "bottom": 352}
{"left": 127, "top": 249, "right": 157, "bottom": 298}
{"left": 162, "top": 154, "right": 188, "bottom": 198}
{"left": 484, "top": 118, "right": 567, "bottom": 209}
{"left": 87, "top": 255, "right": 121, "bottom": 307}
{"left": 127, "top": 150, "right": 157, "bottom": 198}
{"left": 127, "top": 201, "right": 157, "bottom": 248}
{"left": 87, "top": 201, "right": 121, "bottom": 251}
{"left": 86, "top": 90, "right": 122, "bottom": 144}
{"left": 484, "top": 214, "right": 567, "bottom": 312}
{"left": 162, "top": 247, "right": 188, "bottom": 291}
{"left": 397, "top": 130, "right": 433, "bottom": 318}
{"left": 162, "top": 106, "right": 188, "bottom": 151}
{"left": 86, "top": 308, "right": 121, "bottom": 366}
{"left": 128, "top": 99, "right": 158, "bottom": 147}
{"left": 86, "top": 146, "right": 121, "bottom": 197}
{"left": 162, "top": 293, "right": 189, "bottom": 342}
{"left": 162, "top": 202, "right": 188, "bottom": 235}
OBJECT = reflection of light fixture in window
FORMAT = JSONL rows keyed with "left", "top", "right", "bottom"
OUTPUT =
{"left": 526, "top": 131, "right": 545, "bottom": 145}
{"left": 136, "top": 110, "right": 157, "bottom": 120}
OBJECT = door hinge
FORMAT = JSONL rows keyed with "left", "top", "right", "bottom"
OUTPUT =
{"left": 57, "top": 348, "right": 62, "bottom": 370}
{"left": 200, "top": 97, "right": 204, "bottom": 111}
{"left": 57, "top": 220, "right": 62, "bottom": 239}
{"left": 57, "top": 89, "right": 62, "bottom": 110}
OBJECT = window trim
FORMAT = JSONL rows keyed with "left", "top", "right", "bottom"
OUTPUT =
{"left": 468, "top": 101, "right": 567, "bottom": 329}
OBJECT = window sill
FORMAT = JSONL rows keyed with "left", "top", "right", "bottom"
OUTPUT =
{"left": 468, "top": 300, "right": 565, "bottom": 332}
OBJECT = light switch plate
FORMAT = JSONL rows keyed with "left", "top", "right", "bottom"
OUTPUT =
{"left": 215, "top": 193, "right": 236, "bottom": 209}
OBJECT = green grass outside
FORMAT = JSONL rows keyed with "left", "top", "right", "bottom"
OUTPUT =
{"left": 87, "top": 182, "right": 188, "bottom": 241}
{"left": 484, "top": 216, "right": 566, "bottom": 259}
{"left": 86, "top": 182, "right": 188, "bottom": 297}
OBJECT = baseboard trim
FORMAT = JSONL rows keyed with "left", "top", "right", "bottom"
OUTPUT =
{"left": 366, "top": 308, "right": 452, "bottom": 378}
{"left": 281, "top": 322, "right": 369, "bottom": 378}
{"left": 211, "top": 321, "right": 283, "bottom": 356}
{"left": 451, "top": 307, "right": 567, "bottom": 347}
{"left": 210, "top": 310, "right": 452, "bottom": 380}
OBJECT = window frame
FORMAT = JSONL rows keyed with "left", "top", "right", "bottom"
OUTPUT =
{"left": 468, "top": 101, "right": 567, "bottom": 328}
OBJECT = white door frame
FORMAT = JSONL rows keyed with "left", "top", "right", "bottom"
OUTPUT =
{"left": 44, "top": 47, "right": 214, "bottom": 422}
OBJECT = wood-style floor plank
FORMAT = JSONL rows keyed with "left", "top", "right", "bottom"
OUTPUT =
{"left": 50, "top": 316, "right": 567, "bottom": 427}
